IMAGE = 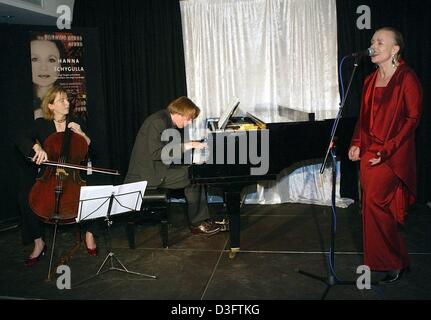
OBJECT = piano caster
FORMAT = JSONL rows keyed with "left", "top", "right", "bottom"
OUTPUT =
{"left": 229, "top": 247, "right": 240, "bottom": 259}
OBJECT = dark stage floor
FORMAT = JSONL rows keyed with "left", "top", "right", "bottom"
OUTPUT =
{"left": 1, "top": 201, "right": 431, "bottom": 301}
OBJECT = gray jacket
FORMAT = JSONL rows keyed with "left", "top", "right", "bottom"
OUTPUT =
{"left": 125, "top": 109, "right": 175, "bottom": 186}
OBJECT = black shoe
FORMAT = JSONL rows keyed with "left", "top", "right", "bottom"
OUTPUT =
{"left": 190, "top": 221, "right": 221, "bottom": 235}
{"left": 379, "top": 267, "right": 408, "bottom": 284}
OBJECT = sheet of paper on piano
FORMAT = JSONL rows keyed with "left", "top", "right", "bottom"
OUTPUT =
{"left": 193, "top": 99, "right": 239, "bottom": 164}
{"left": 192, "top": 145, "right": 208, "bottom": 164}
{"left": 218, "top": 98, "right": 240, "bottom": 130}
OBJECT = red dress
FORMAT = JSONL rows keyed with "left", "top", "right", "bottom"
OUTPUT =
{"left": 350, "top": 60, "right": 422, "bottom": 271}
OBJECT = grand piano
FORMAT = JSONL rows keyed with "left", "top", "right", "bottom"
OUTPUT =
{"left": 188, "top": 103, "right": 356, "bottom": 257}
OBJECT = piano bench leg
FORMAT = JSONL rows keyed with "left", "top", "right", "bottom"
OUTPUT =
{"left": 161, "top": 219, "right": 168, "bottom": 248}
{"left": 160, "top": 202, "right": 169, "bottom": 248}
{"left": 126, "top": 196, "right": 170, "bottom": 249}
{"left": 126, "top": 221, "right": 136, "bottom": 249}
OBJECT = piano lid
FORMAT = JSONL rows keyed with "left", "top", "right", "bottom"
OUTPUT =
{"left": 206, "top": 103, "right": 336, "bottom": 133}
{"left": 249, "top": 105, "right": 314, "bottom": 124}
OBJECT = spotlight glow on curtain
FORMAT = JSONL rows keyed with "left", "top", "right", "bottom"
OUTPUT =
{"left": 180, "top": 0, "right": 340, "bottom": 121}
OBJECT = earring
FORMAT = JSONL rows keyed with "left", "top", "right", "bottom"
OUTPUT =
{"left": 392, "top": 54, "right": 398, "bottom": 69}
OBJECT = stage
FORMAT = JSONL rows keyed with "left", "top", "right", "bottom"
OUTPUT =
{"left": 1, "top": 202, "right": 430, "bottom": 300}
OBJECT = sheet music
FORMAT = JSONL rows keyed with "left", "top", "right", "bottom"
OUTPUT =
{"left": 218, "top": 98, "right": 240, "bottom": 130}
{"left": 77, "top": 185, "right": 115, "bottom": 222}
{"left": 111, "top": 181, "right": 147, "bottom": 214}
{"left": 76, "top": 181, "right": 147, "bottom": 222}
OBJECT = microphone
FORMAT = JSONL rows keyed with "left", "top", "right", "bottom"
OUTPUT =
{"left": 350, "top": 47, "right": 374, "bottom": 57}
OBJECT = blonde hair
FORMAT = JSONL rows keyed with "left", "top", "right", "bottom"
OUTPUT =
{"left": 167, "top": 96, "right": 200, "bottom": 119}
{"left": 40, "top": 85, "right": 68, "bottom": 120}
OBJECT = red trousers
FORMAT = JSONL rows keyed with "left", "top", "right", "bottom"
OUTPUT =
{"left": 360, "top": 151, "right": 410, "bottom": 271}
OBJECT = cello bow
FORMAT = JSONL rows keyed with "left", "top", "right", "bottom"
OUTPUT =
{"left": 28, "top": 157, "right": 120, "bottom": 176}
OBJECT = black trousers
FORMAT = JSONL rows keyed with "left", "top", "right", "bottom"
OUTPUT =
{"left": 158, "top": 165, "right": 210, "bottom": 226}
{"left": 19, "top": 190, "right": 95, "bottom": 245}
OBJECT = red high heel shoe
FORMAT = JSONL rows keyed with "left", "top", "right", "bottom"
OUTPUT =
{"left": 24, "top": 244, "right": 47, "bottom": 267}
{"left": 86, "top": 247, "right": 97, "bottom": 257}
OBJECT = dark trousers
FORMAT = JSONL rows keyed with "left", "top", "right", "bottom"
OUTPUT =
{"left": 158, "top": 165, "right": 210, "bottom": 226}
{"left": 19, "top": 187, "right": 43, "bottom": 244}
{"left": 19, "top": 190, "right": 95, "bottom": 244}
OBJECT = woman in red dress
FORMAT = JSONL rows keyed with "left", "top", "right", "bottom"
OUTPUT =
{"left": 348, "top": 27, "right": 422, "bottom": 284}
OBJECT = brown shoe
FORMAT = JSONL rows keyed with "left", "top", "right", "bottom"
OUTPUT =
{"left": 190, "top": 221, "right": 221, "bottom": 235}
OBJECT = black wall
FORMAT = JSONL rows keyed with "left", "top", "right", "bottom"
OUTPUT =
{"left": 1, "top": 0, "right": 430, "bottom": 222}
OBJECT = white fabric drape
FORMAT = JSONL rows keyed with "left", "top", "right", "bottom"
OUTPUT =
{"left": 180, "top": 0, "right": 340, "bottom": 120}
{"left": 180, "top": 0, "right": 354, "bottom": 208}
{"left": 243, "top": 161, "right": 354, "bottom": 208}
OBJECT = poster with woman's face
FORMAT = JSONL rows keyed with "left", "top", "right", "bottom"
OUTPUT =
{"left": 30, "top": 31, "right": 88, "bottom": 122}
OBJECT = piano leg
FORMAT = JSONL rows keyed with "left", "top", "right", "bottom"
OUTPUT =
{"left": 224, "top": 189, "right": 241, "bottom": 258}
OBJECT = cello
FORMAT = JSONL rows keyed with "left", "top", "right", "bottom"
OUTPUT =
{"left": 28, "top": 117, "right": 89, "bottom": 224}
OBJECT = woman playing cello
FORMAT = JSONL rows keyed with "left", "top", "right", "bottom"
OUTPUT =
{"left": 16, "top": 85, "right": 97, "bottom": 266}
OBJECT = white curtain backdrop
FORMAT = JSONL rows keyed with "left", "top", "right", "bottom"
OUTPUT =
{"left": 180, "top": 0, "right": 354, "bottom": 207}
{"left": 180, "top": 0, "right": 340, "bottom": 119}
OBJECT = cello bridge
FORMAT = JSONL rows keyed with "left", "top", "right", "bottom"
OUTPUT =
{"left": 56, "top": 168, "right": 69, "bottom": 177}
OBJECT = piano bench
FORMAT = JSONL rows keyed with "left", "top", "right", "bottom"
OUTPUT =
{"left": 126, "top": 188, "right": 170, "bottom": 249}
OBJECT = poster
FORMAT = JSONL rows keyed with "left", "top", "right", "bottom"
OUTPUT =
{"left": 30, "top": 31, "right": 87, "bottom": 122}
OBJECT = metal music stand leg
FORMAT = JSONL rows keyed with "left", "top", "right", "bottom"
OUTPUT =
{"left": 74, "top": 194, "right": 156, "bottom": 287}
{"left": 94, "top": 216, "right": 156, "bottom": 278}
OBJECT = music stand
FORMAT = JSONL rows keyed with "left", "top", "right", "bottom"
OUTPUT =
{"left": 74, "top": 181, "right": 156, "bottom": 286}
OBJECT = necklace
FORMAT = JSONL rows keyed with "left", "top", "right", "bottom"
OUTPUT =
{"left": 54, "top": 118, "right": 66, "bottom": 124}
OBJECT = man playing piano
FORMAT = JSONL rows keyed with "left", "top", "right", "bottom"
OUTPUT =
{"left": 125, "top": 96, "right": 221, "bottom": 235}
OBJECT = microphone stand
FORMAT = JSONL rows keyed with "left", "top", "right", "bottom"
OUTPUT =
{"left": 296, "top": 56, "right": 360, "bottom": 299}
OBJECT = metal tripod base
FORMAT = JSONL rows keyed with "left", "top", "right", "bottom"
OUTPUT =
{"left": 96, "top": 252, "right": 156, "bottom": 278}
{"left": 75, "top": 251, "right": 156, "bottom": 287}
{"left": 297, "top": 268, "right": 357, "bottom": 300}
